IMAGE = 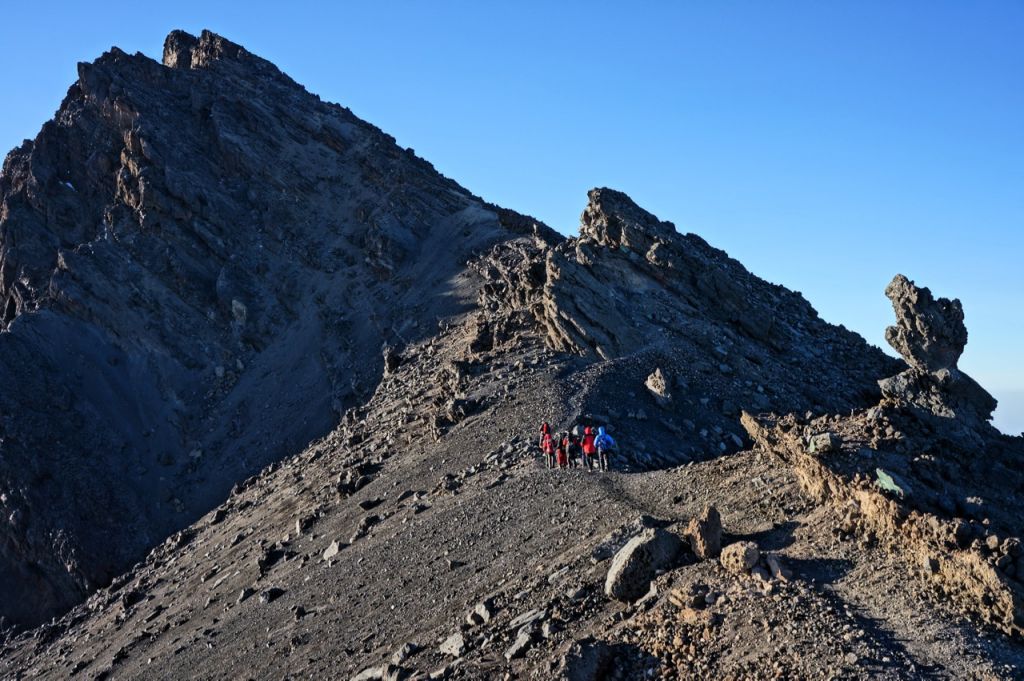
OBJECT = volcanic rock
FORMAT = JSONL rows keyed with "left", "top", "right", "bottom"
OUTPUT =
{"left": 878, "top": 275, "right": 997, "bottom": 429}
{"left": 645, "top": 367, "right": 672, "bottom": 407}
{"left": 0, "top": 28, "right": 554, "bottom": 628}
{"left": 604, "top": 527, "right": 684, "bottom": 602}
{"left": 685, "top": 505, "right": 722, "bottom": 559}
{"left": 720, "top": 541, "right": 760, "bottom": 574}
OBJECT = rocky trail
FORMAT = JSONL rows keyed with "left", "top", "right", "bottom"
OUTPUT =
{"left": 1, "top": 29, "right": 1022, "bottom": 680}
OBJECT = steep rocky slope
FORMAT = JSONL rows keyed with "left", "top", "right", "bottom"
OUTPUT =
{"left": 0, "top": 29, "right": 547, "bottom": 627}
{"left": 2, "top": 28, "right": 1022, "bottom": 681}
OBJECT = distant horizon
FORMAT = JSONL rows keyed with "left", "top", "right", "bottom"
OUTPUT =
{"left": 1, "top": 4, "right": 1020, "bottom": 434}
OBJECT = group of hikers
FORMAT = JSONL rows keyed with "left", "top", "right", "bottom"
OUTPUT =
{"left": 538, "top": 422, "right": 617, "bottom": 472}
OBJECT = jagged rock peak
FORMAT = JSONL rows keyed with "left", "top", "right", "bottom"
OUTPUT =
{"left": 163, "top": 29, "right": 249, "bottom": 70}
{"left": 884, "top": 274, "right": 968, "bottom": 372}
{"left": 878, "top": 274, "right": 996, "bottom": 430}
{"left": 579, "top": 187, "right": 677, "bottom": 253}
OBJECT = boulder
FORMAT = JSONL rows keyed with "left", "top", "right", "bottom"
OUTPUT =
{"left": 604, "top": 527, "right": 684, "bottom": 602}
{"left": 685, "top": 505, "right": 722, "bottom": 559}
{"left": 720, "top": 541, "right": 759, "bottom": 574}
{"left": 879, "top": 274, "right": 996, "bottom": 426}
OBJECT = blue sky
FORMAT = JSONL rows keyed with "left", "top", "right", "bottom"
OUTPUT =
{"left": 1, "top": 2, "right": 1022, "bottom": 433}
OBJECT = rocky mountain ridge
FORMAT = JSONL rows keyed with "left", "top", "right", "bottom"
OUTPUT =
{"left": 1, "top": 29, "right": 1021, "bottom": 681}
{"left": 0, "top": 28, "right": 546, "bottom": 627}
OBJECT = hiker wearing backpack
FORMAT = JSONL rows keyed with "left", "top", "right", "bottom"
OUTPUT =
{"left": 566, "top": 432, "right": 583, "bottom": 469}
{"left": 555, "top": 432, "right": 570, "bottom": 469}
{"left": 541, "top": 429, "right": 555, "bottom": 469}
{"left": 539, "top": 422, "right": 551, "bottom": 449}
{"left": 581, "top": 426, "right": 597, "bottom": 471}
{"left": 594, "top": 426, "right": 616, "bottom": 472}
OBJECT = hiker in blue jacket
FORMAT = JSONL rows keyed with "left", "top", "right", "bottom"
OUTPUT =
{"left": 594, "top": 426, "right": 616, "bottom": 472}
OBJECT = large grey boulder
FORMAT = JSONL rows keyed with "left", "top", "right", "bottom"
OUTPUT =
{"left": 604, "top": 527, "right": 684, "bottom": 602}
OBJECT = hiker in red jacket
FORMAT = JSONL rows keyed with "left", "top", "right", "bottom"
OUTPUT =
{"left": 541, "top": 430, "right": 556, "bottom": 469}
{"left": 581, "top": 426, "right": 597, "bottom": 471}
{"left": 539, "top": 422, "right": 551, "bottom": 449}
{"left": 555, "top": 432, "right": 569, "bottom": 469}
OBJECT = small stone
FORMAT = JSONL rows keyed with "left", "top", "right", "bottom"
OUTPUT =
{"left": 391, "top": 641, "right": 420, "bottom": 665}
{"left": 323, "top": 541, "right": 342, "bottom": 561}
{"left": 720, "top": 541, "right": 759, "bottom": 574}
{"left": 645, "top": 368, "right": 672, "bottom": 406}
{"left": 686, "top": 505, "right": 722, "bottom": 560}
{"left": 439, "top": 632, "right": 465, "bottom": 657}
{"left": 237, "top": 587, "right": 254, "bottom": 603}
{"left": 350, "top": 666, "right": 385, "bottom": 681}
{"left": 473, "top": 599, "right": 495, "bottom": 624}
{"left": 258, "top": 587, "right": 285, "bottom": 604}
{"left": 504, "top": 627, "right": 534, "bottom": 660}
{"left": 507, "top": 608, "right": 546, "bottom": 631}
{"left": 807, "top": 432, "right": 842, "bottom": 454}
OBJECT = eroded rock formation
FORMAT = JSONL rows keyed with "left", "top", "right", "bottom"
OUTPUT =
{"left": 878, "top": 274, "right": 997, "bottom": 444}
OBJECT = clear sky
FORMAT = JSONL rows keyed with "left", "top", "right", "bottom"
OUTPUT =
{"left": 2, "top": 2, "right": 1022, "bottom": 433}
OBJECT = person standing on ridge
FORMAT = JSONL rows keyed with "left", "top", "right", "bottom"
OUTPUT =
{"left": 539, "top": 422, "right": 551, "bottom": 449}
{"left": 595, "top": 426, "right": 616, "bottom": 472}
{"left": 541, "top": 428, "right": 555, "bottom": 469}
{"left": 555, "top": 432, "right": 570, "bottom": 469}
{"left": 581, "top": 426, "right": 597, "bottom": 471}
{"left": 566, "top": 431, "right": 583, "bottom": 469}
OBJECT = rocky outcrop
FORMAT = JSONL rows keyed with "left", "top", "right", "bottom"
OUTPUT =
{"left": 743, "top": 409, "right": 1024, "bottom": 638}
{"left": 878, "top": 275, "right": 996, "bottom": 435}
{"left": 883, "top": 274, "right": 967, "bottom": 372}
{"left": 685, "top": 505, "right": 722, "bottom": 560}
{"left": 735, "top": 273, "right": 1024, "bottom": 638}
{"left": 470, "top": 188, "right": 899, "bottom": 470}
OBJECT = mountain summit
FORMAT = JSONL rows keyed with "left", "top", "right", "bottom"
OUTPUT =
{"left": 0, "top": 28, "right": 544, "bottom": 626}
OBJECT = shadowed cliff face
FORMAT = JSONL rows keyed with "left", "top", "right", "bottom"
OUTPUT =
{"left": 0, "top": 29, "right": 547, "bottom": 627}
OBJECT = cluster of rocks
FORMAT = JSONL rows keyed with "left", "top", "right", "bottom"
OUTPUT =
{"left": 742, "top": 274, "right": 1024, "bottom": 637}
